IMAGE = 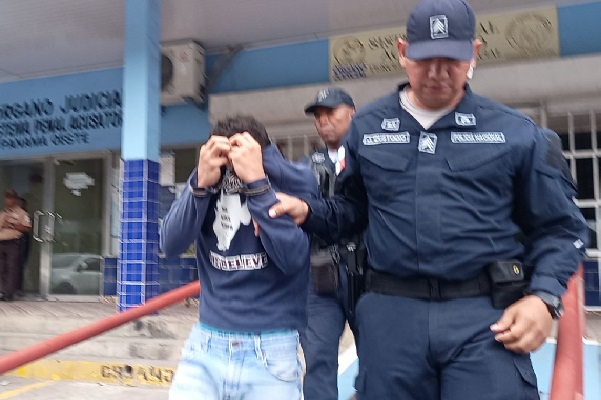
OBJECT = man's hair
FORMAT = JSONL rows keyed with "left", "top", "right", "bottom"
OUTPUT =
{"left": 210, "top": 115, "right": 270, "bottom": 148}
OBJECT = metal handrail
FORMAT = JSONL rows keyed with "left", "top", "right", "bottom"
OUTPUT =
{"left": 549, "top": 266, "right": 585, "bottom": 400}
{"left": 0, "top": 280, "right": 201, "bottom": 375}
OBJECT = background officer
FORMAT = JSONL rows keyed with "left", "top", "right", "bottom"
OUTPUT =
{"left": 270, "top": 0, "right": 588, "bottom": 398}
{"left": 300, "top": 87, "right": 357, "bottom": 400}
{"left": 0, "top": 189, "right": 31, "bottom": 302}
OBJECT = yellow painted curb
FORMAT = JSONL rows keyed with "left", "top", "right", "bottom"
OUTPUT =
{"left": 5, "top": 359, "right": 176, "bottom": 387}
{"left": 0, "top": 381, "right": 56, "bottom": 399}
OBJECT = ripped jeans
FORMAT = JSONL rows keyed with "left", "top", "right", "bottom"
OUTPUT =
{"left": 169, "top": 323, "right": 302, "bottom": 400}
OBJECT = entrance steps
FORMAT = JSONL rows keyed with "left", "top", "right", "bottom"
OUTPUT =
{"left": 0, "top": 299, "right": 198, "bottom": 386}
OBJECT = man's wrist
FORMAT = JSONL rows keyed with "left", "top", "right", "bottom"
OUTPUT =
{"left": 243, "top": 177, "right": 271, "bottom": 196}
{"left": 191, "top": 169, "right": 221, "bottom": 197}
{"left": 191, "top": 186, "right": 219, "bottom": 197}
{"left": 530, "top": 290, "right": 564, "bottom": 320}
{"left": 242, "top": 172, "right": 267, "bottom": 184}
{"left": 298, "top": 199, "right": 311, "bottom": 225}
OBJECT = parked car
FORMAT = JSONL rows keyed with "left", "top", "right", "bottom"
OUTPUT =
{"left": 51, "top": 253, "right": 103, "bottom": 295}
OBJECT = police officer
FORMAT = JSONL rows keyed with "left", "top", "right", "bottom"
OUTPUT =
{"left": 300, "top": 87, "right": 357, "bottom": 400}
{"left": 0, "top": 189, "right": 31, "bottom": 302}
{"left": 269, "top": 0, "right": 588, "bottom": 398}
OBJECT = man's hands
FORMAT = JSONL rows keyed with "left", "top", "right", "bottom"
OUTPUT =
{"left": 229, "top": 133, "right": 266, "bottom": 183}
{"left": 197, "top": 133, "right": 265, "bottom": 186}
{"left": 490, "top": 294, "right": 553, "bottom": 353}
{"left": 2, "top": 214, "right": 17, "bottom": 230}
{"left": 198, "top": 136, "right": 231, "bottom": 187}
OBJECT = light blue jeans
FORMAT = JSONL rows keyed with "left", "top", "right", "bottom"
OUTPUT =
{"left": 169, "top": 323, "right": 302, "bottom": 400}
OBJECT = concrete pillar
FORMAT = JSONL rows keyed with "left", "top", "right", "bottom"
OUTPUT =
{"left": 118, "top": 0, "right": 161, "bottom": 311}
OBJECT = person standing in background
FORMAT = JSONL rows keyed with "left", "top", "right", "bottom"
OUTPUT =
{"left": 300, "top": 87, "right": 358, "bottom": 400}
{"left": 17, "top": 197, "right": 32, "bottom": 295}
{"left": 0, "top": 189, "right": 31, "bottom": 302}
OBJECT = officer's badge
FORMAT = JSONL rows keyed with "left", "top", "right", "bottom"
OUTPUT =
{"left": 381, "top": 118, "right": 400, "bottom": 131}
{"left": 418, "top": 132, "right": 437, "bottom": 154}
{"left": 455, "top": 113, "right": 476, "bottom": 126}
{"left": 311, "top": 152, "right": 326, "bottom": 163}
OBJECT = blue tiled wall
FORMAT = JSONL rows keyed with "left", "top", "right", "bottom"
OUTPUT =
{"left": 118, "top": 160, "right": 160, "bottom": 311}
{"left": 104, "top": 256, "right": 197, "bottom": 296}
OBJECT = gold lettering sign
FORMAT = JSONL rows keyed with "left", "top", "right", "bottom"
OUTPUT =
{"left": 477, "top": 7, "right": 559, "bottom": 63}
{"left": 329, "top": 7, "right": 559, "bottom": 81}
{"left": 330, "top": 28, "right": 407, "bottom": 82}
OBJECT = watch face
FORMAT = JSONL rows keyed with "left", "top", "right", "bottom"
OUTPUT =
{"left": 547, "top": 298, "right": 563, "bottom": 319}
{"left": 535, "top": 291, "right": 563, "bottom": 319}
{"left": 553, "top": 302, "right": 564, "bottom": 319}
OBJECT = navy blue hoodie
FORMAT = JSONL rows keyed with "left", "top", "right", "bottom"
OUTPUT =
{"left": 160, "top": 144, "right": 318, "bottom": 332}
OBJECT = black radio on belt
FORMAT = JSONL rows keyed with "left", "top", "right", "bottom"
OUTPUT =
{"left": 343, "top": 236, "right": 367, "bottom": 317}
{"left": 488, "top": 260, "right": 530, "bottom": 309}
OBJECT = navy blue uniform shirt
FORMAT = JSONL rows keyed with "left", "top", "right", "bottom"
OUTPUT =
{"left": 305, "top": 83, "right": 588, "bottom": 298}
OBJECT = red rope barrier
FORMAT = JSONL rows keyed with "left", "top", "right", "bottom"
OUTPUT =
{"left": 549, "top": 266, "right": 584, "bottom": 400}
{"left": 0, "top": 280, "right": 200, "bottom": 375}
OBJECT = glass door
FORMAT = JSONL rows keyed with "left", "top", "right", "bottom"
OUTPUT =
{"left": 48, "top": 157, "right": 106, "bottom": 298}
{"left": 0, "top": 161, "right": 45, "bottom": 297}
{"left": 0, "top": 155, "right": 109, "bottom": 300}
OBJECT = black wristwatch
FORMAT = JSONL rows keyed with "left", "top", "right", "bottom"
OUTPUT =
{"left": 531, "top": 291, "right": 564, "bottom": 320}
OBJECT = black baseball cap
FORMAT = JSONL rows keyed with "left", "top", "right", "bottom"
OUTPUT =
{"left": 304, "top": 87, "right": 355, "bottom": 114}
{"left": 406, "top": 0, "right": 476, "bottom": 62}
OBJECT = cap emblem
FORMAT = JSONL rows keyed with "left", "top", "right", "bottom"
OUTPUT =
{"left": 317, "top": 89, "right": 329, "bottom": 102}
{"left": 430, "top": 15, "right": 449, "bottom": 39}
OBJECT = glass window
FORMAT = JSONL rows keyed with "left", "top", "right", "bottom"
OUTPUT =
{"left": 573, "top": 113, "right": 592, "bottom": 151}
{"left": 173, "top": 148, "right": 197, "bottom": 183}
{"left": 547, "top": 114, "right": 569, "bottom": 151}
{"left": 582, "top": 208, "right": 597, "bottom": 249}
{"left": 291, "top": 137, "right": 309, "bottom": 162}
{"left": 84, "top": 258, "right": 102, "bottom": 272}
{"left": 53, "top": 159, "right": 104, "bottom": 256}
{"left": 575, "top": 158, "right": 594, "bottom": 200}
{"left": 51, "top": 158, "right": 105, "bottom": 295}
{"left": 272, "top": 136, "right": 321, "bottom": 161}
{"left": 595, "top": 112, "right": 601, "bottom": 149}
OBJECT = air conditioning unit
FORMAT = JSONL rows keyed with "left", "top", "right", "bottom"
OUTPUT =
{"left": 161, "top": 41, "right": 205, "bottom": 106}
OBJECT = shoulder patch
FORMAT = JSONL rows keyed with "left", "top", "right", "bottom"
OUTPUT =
{"left": 454, "top": 113, "right": 476, "bottom": 126}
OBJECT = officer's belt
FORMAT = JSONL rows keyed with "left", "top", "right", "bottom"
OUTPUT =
{"left": 366, "top": 268, "right": 491, "bottom": 300}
